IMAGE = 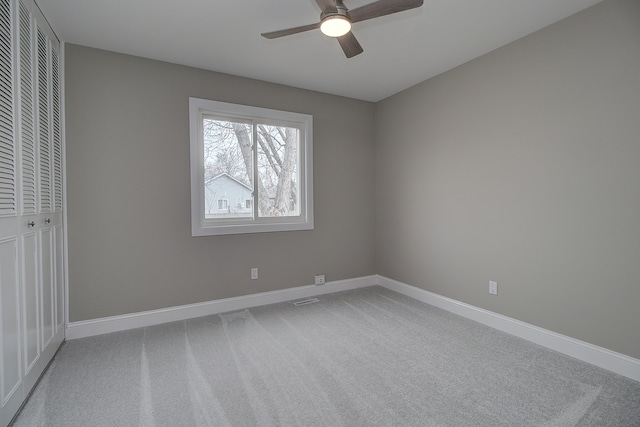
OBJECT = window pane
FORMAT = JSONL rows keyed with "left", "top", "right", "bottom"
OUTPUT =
{"left": 256, "top": 125, "right": 299, "bottom": 217}
{"left": 203, "top": 117, "right": 253, "bottom": 219}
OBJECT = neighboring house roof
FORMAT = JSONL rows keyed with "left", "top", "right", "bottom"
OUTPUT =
{"left": 208, "top": 173, "right": 252, "bottom": 191}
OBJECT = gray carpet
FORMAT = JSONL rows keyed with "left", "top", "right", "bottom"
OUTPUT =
{"left": 13, "top": 286, "right": 640, "bottom": 426}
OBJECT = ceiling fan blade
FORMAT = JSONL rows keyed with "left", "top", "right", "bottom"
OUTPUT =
{"left": 314, "top": 0, "right": 338, "bottom": 14}
{"left": 337, "top": 32, "right": 364, "bottom": 58}
{"left": 261, "top": 23, "right": 321, "bottom": 39}
{"left": 349, "top": 0, "right": 423, "bottom": 24}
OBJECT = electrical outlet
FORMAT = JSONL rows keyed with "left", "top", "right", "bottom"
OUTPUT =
{"left": 251, "top": 268, "right": 258, "bottom": 280}
{"left": 489, "top": 280, "right": 498, "bottom": 295}
{"left": 315, "top": 274, "right": 326, "bottom": 285}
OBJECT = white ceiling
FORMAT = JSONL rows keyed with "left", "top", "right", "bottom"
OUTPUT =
{"left": 38, "top": 0, "right": 602, "bottom": 102}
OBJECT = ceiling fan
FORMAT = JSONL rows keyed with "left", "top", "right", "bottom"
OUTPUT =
{"left": 261, "top": 0, "right": 424, "bottom": 58}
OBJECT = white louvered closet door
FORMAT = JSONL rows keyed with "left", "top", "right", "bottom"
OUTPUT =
{"left": 0, "top": 0, "right": 23, "bottom": 424}
{"left": 50, "top": 42, "right": 64, "bottom": 342}
{"left": 17, "top": 0, "right": 39, "bottom": 394}
{"left": 0, "top": 1, "right": 63, "bottom": 425}
{"left": 29, "top": 0, "right": 63, "bottom": 383}
{"left": 35, "top": 24, "right": 54, "bottom": 359}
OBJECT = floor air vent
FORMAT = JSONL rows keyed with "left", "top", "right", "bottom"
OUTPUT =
{"left": 293, "top": 298, "right": 320, "bottom": 306}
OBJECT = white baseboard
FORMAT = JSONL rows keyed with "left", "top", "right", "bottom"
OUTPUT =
{"left": 376, "top": 275, "right": 640, "bottom": 382}
{"left": 65, "top": 275, "right": 375, "bottom": 340}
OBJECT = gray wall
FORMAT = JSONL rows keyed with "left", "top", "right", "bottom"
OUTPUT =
{"left": 65, "top": 45, "right": 376, "bottom": 322}
{"left": 375, "top": 0, "right": 640, "bottom": 359}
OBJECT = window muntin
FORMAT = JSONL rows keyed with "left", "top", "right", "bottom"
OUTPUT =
{"left": 190, "top": 98, "right": 313, "bottom": 236}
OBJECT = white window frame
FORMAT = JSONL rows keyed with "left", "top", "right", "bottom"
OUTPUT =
{"left": 189, "top": 97, "right": 314, "bottom": 236}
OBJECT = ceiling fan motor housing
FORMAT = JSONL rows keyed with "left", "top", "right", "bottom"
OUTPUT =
{"left": 321, "top": 0, "right": 351, "bottom": 22}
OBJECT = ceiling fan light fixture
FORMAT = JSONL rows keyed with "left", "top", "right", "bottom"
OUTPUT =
{"left": 320, "top": 15, "right": 351, "bottom": 37}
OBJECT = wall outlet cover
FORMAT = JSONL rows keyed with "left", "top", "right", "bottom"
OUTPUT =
{"left": 489, "top": 280, "right": 498, "bottom": 295}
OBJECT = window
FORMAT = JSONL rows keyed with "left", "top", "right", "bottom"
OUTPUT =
{"left": 190, "top": 98, "right": 313, "bottom": 236}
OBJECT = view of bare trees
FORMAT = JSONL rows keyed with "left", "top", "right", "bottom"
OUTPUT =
{"left": 203, "top": 117, "right": 299, "bottom": 218}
